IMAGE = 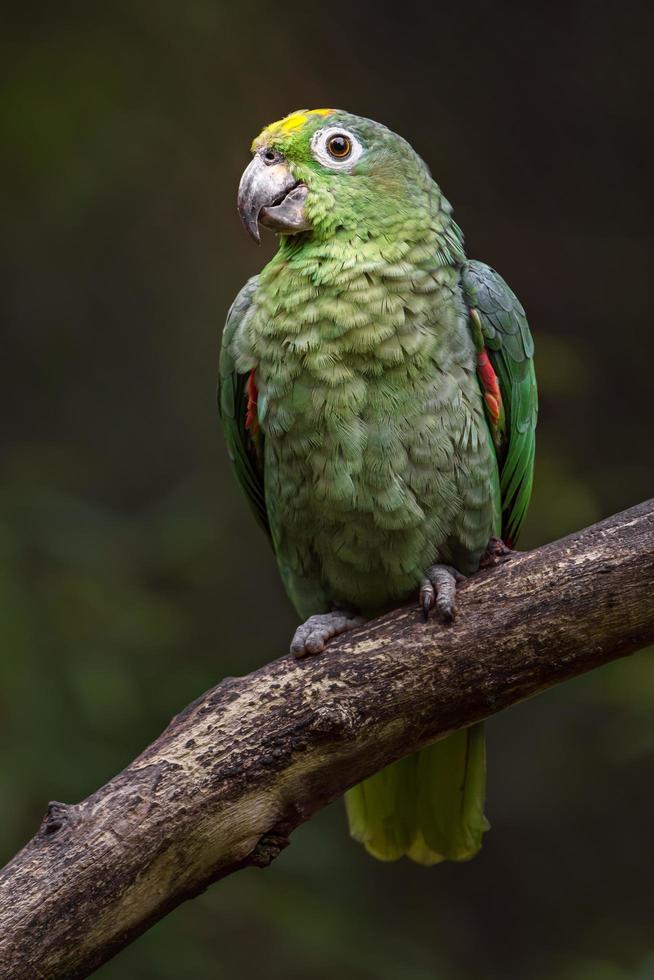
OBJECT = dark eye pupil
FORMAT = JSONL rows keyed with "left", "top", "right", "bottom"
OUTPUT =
{"left": 328, "top": 135, "right": 351, "bottom": 158}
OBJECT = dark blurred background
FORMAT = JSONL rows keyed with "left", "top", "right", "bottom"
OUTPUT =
{"left": 2, "top": 2, "right": 654, "bottom": 978}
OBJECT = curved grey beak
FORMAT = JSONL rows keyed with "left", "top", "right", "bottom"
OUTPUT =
{"left": 237, "top": 153, "right": 311, "bottom": 244}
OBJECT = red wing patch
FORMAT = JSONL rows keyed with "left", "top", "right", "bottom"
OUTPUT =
{"left": 477, "top": 349, "right": 502, "bottom": 426}
{"left": 245, "top": 371, "right": 259, "bottom": 434}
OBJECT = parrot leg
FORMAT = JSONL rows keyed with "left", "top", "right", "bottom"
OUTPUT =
{"left": 290, "top": 609, "right": 366, "bottom": 658}
{"left": 419, "top": 565, "right": 466, "bottom": 623}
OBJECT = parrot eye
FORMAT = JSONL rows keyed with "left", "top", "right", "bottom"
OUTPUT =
{"left": 311, "top": 127, "right": 363, "bottom": 171}
{"left": 327, "top": 134, "right": 351, "bottom": 159}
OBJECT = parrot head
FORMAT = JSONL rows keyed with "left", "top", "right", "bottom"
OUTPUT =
{"left": 237, "top": 109, "right": 434, "bottom": 244}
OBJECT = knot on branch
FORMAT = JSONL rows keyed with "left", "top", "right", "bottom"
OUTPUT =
{"left": 307, "top": 701, "right": 360, "bottom": 739}
{"left": 249, "top": 828, "right": 291, "bottom": 868}
{"left": 39, "top": 801, "right": 81, "bottom": 837}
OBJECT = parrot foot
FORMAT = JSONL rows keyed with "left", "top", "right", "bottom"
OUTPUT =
{"left": 419, "top": 565, "right": 466, "bottom": 623}
{"left": 479, "top": 536, "right": 517, "bottom": 569}
{"left": 290, "top": 610, "right": 366, "bottom": 659}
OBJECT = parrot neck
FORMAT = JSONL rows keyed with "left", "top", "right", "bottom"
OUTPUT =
{"left": 261, "top": 201, "right": 465, "bottom": 311}
{"left": 274, "top": 180, "right": 465, "bottom": 274}
{"left": 238, "top": 206, "right": 469, "bottom": 372}
{"left": 233, "top": 187, "right": 470, "bottom": 369}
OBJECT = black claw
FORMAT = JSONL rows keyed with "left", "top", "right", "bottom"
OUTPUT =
{"left": 421, "top": 592, "right": 432, "bottom": 621}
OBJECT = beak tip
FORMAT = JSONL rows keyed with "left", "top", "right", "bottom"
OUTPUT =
{"left": 237, "top": 208, "right": 261, "bottom": 245}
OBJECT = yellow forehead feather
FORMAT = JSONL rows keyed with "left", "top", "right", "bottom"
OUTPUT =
{"left": 252, "top": 108, "right": 334, "bottom": 149}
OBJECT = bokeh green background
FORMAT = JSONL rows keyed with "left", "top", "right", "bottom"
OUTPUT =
{"left": 2, "top": 2, "right": 654, "bottom": 978}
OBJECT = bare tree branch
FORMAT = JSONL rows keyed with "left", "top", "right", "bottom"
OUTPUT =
{"left": 1, "top": 500, "right": 653, "bottom": 980}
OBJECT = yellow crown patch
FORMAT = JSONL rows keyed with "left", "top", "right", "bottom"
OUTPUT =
{"left": 253, "top": 108, "right": 334, "bottom": 149}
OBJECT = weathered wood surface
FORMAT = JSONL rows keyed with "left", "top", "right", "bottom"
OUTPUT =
{"left": 1, "top": 499, "right": 653, "bottom": 980}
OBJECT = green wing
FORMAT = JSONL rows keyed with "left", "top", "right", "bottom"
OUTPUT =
{"left": 461, "top": 260, "right": 538, "bottom": 545}
{"left": 218, "top": 276, "right": 270, "bottom": 539}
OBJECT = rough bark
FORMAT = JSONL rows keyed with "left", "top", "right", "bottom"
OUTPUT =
{"left": 1, "top": 500, "right": 654, "bottom": 980}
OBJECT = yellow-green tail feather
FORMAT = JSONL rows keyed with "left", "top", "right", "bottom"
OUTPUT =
{"left": 345, "top": 723, "right": 489, "bottom": 865}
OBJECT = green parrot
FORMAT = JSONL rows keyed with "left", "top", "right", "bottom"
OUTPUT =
{"left": 219, "top": 109, "right": 537, "bottom": 865}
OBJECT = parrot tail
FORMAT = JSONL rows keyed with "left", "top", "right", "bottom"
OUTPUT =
{"left": 344, "top": 723, "right": 489, "bottom": 865}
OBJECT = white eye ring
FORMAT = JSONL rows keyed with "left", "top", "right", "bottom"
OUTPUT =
{"left": 310, "top": 127, "right": 363, "bottom": 171}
